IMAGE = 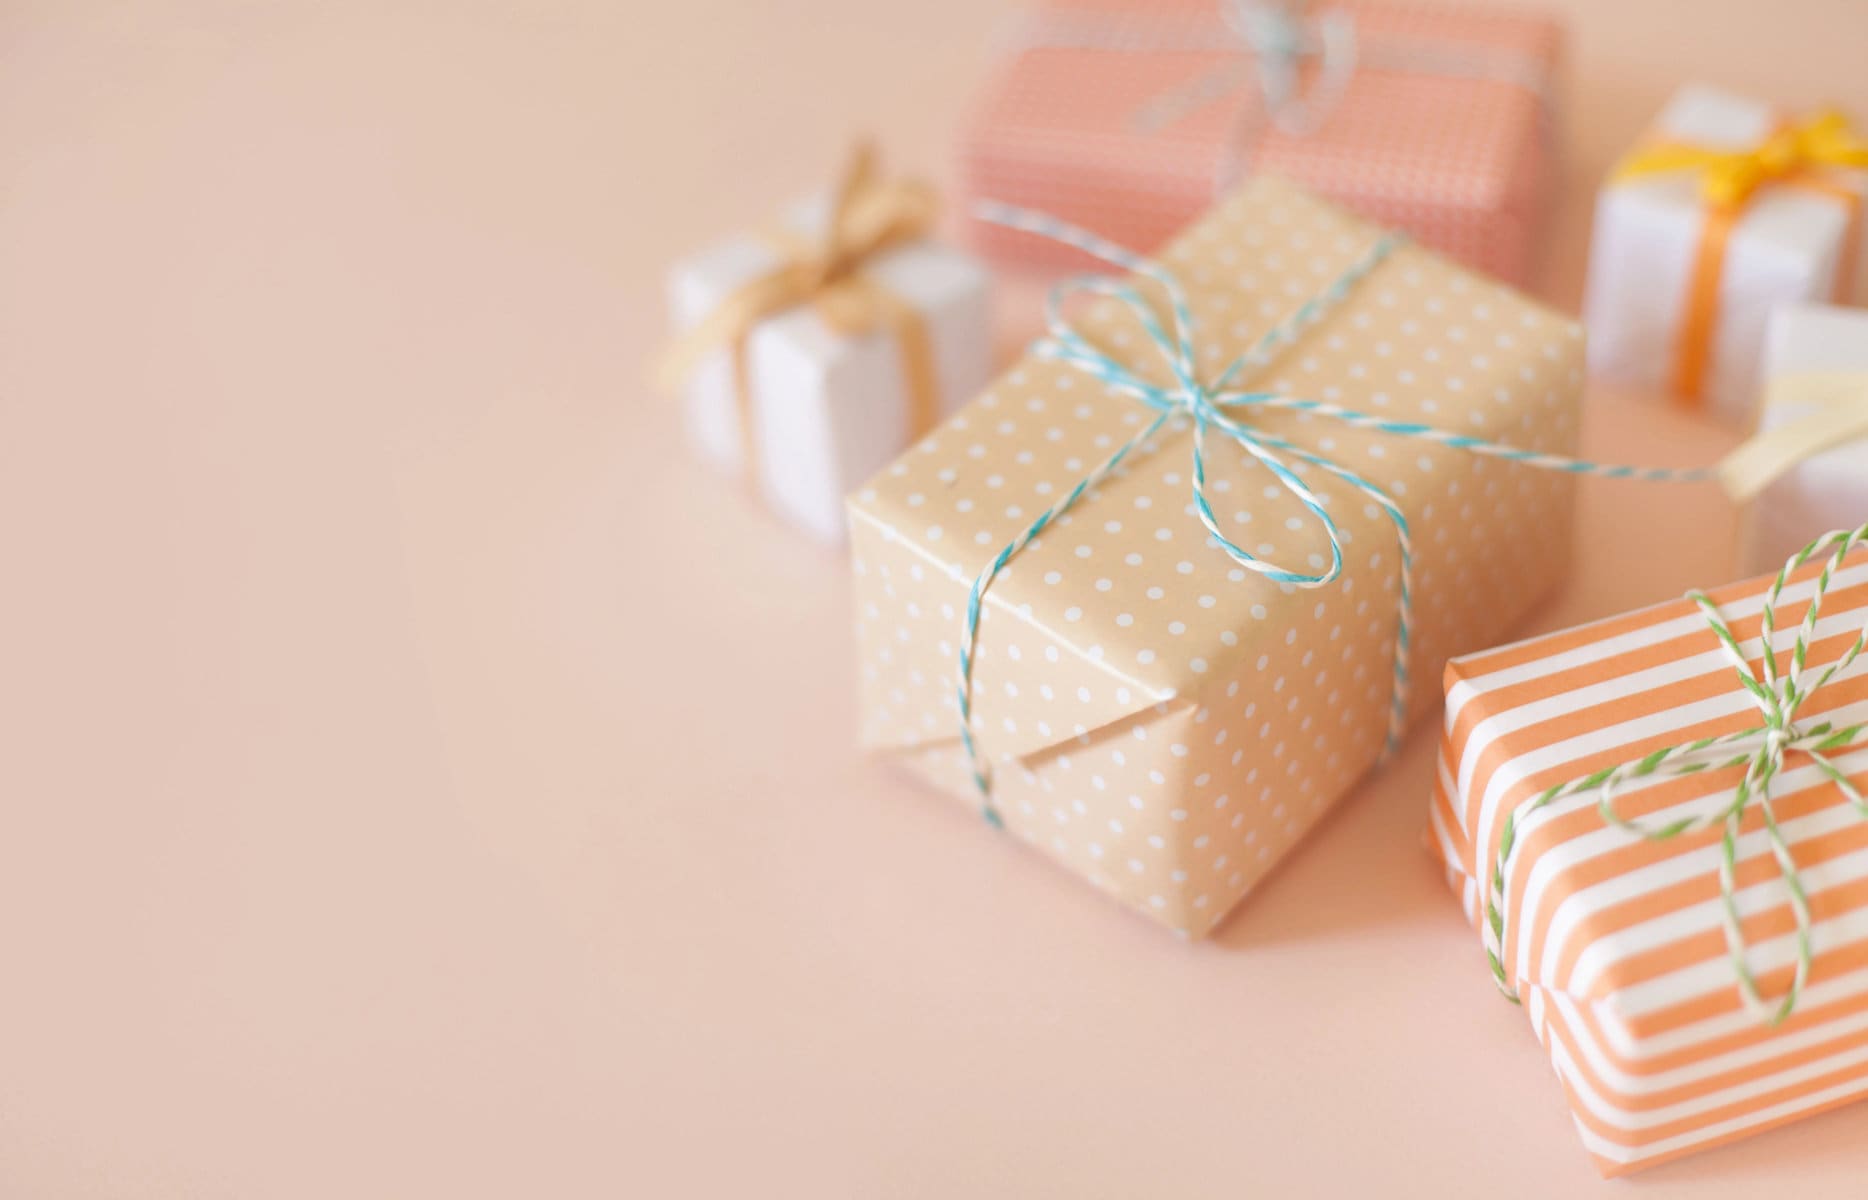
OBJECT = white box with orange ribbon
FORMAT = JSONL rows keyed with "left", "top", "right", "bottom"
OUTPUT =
{"left": 1433, "top": 535, "right": 1868, "bottom": 1175}
{"left": 1583, "top": 85, "right": 1868, "bottom": 427}
{"left": 664, "top": 150, "right": 992, "bottom": 542}
{"left": 1726, "top": 303, "right": 1868, "bottom": 577}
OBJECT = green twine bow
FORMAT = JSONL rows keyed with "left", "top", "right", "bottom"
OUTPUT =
{"left": 1485, "top": 523, "right": 1868, "bottom": 1026}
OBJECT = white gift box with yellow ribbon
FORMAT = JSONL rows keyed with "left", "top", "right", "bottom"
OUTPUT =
{"left": 665, "top": 152, "right": 992, "bottom": 542}
{"left": 1728, "top": 304, "right": 1868, "bottom": 576}
{"left": 1583, "top": 85, "right": 1868, "bottom": 427}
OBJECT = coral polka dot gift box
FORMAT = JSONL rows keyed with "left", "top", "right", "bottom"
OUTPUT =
{"left": 847, "top": 175, "right": 1634, "bottom": 938}
{"left": 957, "top": 0, "right": 1563, "bottom": 288}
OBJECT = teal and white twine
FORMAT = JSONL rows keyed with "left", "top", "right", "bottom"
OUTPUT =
{"left": 1485, "top": 523, "right": 1868, "bottom": 1026}
{"left": 959, "top": 201, "right": 1713, "bottom": 830}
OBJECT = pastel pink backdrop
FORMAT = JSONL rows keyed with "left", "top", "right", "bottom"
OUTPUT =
{"left": 3, "top": 1, "right": 1867, "bottom": 1196}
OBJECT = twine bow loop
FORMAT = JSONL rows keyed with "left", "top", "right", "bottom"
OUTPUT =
{"left": 1021, "top": 224, "right": 1387, "bottom": 594}
{"left": 958, "top": 201, "right": 1708, "bottom": 827}
{"left": 1226, "top": 0, "right": 1356, "bottom": 137}
{"left": 1133, "top": 0, "right": 1358, "bottom": 143}
{"left": 1486, "top": 525, "right": 1868, "bottom": 1026}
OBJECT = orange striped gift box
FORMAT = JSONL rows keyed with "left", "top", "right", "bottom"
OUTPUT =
{"left": 1432, "top": 543, "right": 1868, "bottom": 1175}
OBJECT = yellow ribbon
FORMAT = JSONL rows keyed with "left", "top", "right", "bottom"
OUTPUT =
{"left": 658, "top": 143, "right": 943, "bottom": 492}
{"left": 1718, "top": 369, "right": 1868, "bottom": 501}
{"left": 1613, "top": 109, "right": 1868, "bottom": 405}
{"left": 1616, "top": 109, "right": 1868, "bottom": 209}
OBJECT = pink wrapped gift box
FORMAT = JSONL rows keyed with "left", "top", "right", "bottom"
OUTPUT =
{"left": 956, "top": 0, "right": 1562, "bottom": 287}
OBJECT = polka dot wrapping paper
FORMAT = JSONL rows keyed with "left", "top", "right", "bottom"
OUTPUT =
{"left": 956, "top": 0, "right": 1562, "bottom": 286}
{"left": 848, "top": 176, "right": 1583, "bottom": 937}
{"left": 1432, "top": 544, "right": 1868, "bottom": 1175}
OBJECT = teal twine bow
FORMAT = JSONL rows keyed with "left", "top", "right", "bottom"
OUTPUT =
{"left": 960, "top": 201, "right": 1712, "bottom": 829}
{"left": 1131, "top": 1, "right": 1359, "bottom": 149}
{"left": 1485, "top": 524, "right": 1868, "bottom": 1026}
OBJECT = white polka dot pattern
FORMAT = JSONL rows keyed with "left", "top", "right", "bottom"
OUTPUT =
{"left": 848, "top": 176, "right": 1583, "bottom": 937}
{"left": 956, "top": 0, "right": 1560, "bottom": 287}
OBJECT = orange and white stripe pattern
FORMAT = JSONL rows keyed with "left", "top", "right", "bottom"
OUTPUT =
{"left": 1432, "top": 548, "right": 1868, "bottom": 1175}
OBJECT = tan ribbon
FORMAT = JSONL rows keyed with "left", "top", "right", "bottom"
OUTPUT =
{"left": 1718, "top": 370, "right": 1868, "bottom": 502}
{"left": 658, "top": 143, "right": 943, "bottom": 492}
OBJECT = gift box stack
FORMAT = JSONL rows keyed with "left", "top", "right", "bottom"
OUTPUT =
{"left": 659, "top": 0, "right": 1868, "bottom": 1177}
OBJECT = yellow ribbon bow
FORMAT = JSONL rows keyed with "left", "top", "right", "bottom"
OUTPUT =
{"left": 1617, "top": 108, "right": 1868, "bottom": 211}
{"left": 659, "top": 144, "right": 943, "bottom": 492}
{"left": 1613, "top": 108, "right": 1868, "bottom": 405}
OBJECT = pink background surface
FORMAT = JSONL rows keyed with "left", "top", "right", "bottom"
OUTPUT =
{"left": 5, "top": 1, "right": 1868, "bottom": 1195}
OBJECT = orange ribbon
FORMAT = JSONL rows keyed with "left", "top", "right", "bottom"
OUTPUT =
{"left": 1613, "top": 110, "right": 1868, "bottom": 406}
{"left": 659, "top": 144, "right": 942, "bottom": 493}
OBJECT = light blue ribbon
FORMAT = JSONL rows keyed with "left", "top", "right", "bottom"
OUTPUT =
{"left": 1130, "top": 1, "right": 1359, "bottom": 145}
{"left": 1010, "top": 0, "right": 1552, "bottom": 195}
{"left": 959, "top": 202, "right": 1713, "bottom": 828}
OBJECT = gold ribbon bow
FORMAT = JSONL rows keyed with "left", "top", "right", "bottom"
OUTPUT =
{"left": 1617, "top": 109, "right": 1868, "bottom": 210}
{"left": 1613, "top": 109, "right": 1868, "bottom": 405}
{"left": 659, "top": 144, "right": 943, "bottom": 493}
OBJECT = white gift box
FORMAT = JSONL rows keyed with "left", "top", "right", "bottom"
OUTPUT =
{"left": 1584, "top": 85, "right": 1868, "bottom": 427}
{"left": 1736, "top": 303, "right": 1868, "bottom": 577}
{"left": 667, "top": 197, "right": 992, "bottom": 542}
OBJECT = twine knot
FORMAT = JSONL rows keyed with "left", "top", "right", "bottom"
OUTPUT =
{"left": 1128, "top": 0, "right": 1359, "bottom": 157}
{"left": 958, "top": 201, "right": 1710, "bottom": 829}
{"left": 1174, "top": 380, "right": 1229, "bottom": 426}
{"left": 1486, "top": 526, "right": 1868, "bottom": 1027}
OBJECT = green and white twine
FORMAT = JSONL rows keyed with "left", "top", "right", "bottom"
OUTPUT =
{"left": 1484, "top": 523, "right": 1868, "bottom": 1027}
{"left": 959, "top": 201, "right": 1711, "bottom": 829}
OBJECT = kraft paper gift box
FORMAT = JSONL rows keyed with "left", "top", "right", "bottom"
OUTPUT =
{"left": 956, "top": 0, "right": 1562, "bottom": 288}
{"left": 664, "top": 150, "right": 992, "bottom": 542}
{"left": 1583, "top": 85, "right": 1868, "bottom": 428}
{"left": 1433, "top": 536, "right": 1868, "bottom": 1175}
{"left": 1728, "top": 304, "right": 1868, "bottom": 578}
{"left": 849, "top": 175, "right": 1586, "bottom": 938}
